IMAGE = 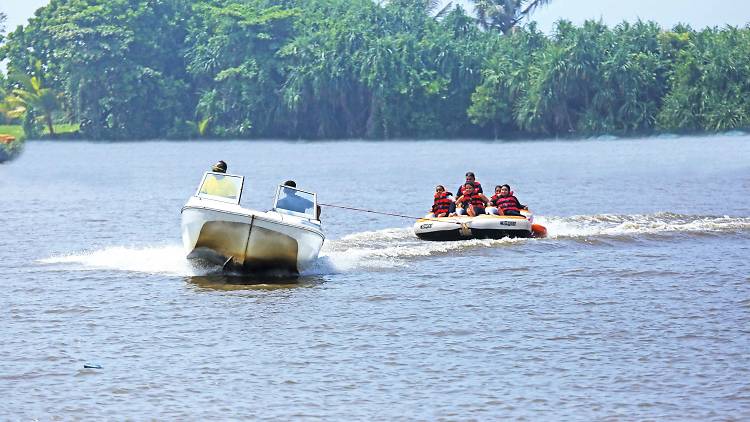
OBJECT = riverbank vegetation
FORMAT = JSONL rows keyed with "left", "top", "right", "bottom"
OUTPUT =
{"left": 0, "top": 124, "right": 78, "bottom": 140}
{"left": 0, "top": 125, "right": 23, "bottom": 140}
{"left": 1, "top": 0, "right": 748, "bottom": 140}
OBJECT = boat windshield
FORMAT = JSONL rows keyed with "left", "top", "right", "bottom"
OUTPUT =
{"left": 196, "top": 172, "right": 244, "bottom": 204}
{"left": 274, "top": 185, "right": 317, "bottom": 219}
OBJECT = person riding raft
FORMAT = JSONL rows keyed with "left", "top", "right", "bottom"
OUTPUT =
{"left": 454, "top": 181, "right": 490, "bottom": 217}
{"left": 429, "top": 185, "right": 454, "bottom": 218}
{"left": 456, "top": 171, "right": 483, "bottom": 198}
{"left": 487, "top": 184, "right": 527, "bottom": 216}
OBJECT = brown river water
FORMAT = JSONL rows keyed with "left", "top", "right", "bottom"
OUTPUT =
{"left": 1, "top": 134, "right": 749, "bottom": 419}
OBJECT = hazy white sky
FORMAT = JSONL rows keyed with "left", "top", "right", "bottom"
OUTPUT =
{"left": 2, "top": 0, "right": 749, "bottom": 34}
{"left": 527, "top": 0, "right": 750, "bottom": 32}
{"left": 2, "top": 0, "right": 49, "bottom": 32}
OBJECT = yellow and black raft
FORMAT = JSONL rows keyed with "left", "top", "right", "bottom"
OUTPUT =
{"left": 413, "top": 210, "right": 547, "bottom": 241}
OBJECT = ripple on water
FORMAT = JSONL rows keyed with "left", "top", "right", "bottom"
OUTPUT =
{"left": 3, "top": 138, "right": 750, "bottom": 419}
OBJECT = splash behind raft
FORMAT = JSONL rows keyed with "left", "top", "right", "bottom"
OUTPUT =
{"left": 413, "top": 210, "right": 547, "bottom": 241}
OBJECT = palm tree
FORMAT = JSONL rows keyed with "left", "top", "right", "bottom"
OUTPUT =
{"left": 472, "top": 0, "right": 552, "bottom": 34}
{"left": 4, "top": 73, "right": 61, "bottom": 138}
{"left": 184, "top": 116, "right": 212, "bottom": 138}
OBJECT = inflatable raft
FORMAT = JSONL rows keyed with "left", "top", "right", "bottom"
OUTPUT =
{"left": 413, "top": 211, "right": 547, "bottom": 241}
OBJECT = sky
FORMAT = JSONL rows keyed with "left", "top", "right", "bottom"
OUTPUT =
{"left": 2, "top": 0, "right": 49, "bottom": 33}
{"left": 524, "top": 0, "right": 750, "bottom": 32}
{"left": 2, "top": 0, "right": 750, "bottom": 34}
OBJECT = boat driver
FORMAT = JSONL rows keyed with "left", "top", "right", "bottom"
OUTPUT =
{"left": 199, "top": 160, "right": 237, "bottom": 198}
{"left": 276, "top": 180, "right": 314, "bottom": 215}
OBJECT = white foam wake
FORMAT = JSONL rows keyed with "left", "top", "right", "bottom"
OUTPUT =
{"left": 309, "top": 227, "right": 525, "bottom": 274}
{"left": 36, "top": 213, "right": 749, "bottom": 276}
{"left": 39, "top": 245, "right": 202, "bottom": 276}
{"left": 36, "top": 232, "right": 524, "bottom": 277}
{"left": 537, "top": 212, "right": 750, "bottom": 239}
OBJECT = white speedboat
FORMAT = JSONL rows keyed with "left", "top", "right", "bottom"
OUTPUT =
{"left": 413, "top": 210, "right": 547, "bottom": 241}
{"left": 181, "top": 172, "right": 325, "bottom": 274}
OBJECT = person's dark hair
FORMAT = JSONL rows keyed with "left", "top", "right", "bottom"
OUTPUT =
{"left": 501, "top": 184, "right": 511, "bottom": 191}
{"left": 494, "top": 185, "right": 502, "bottom": 191}
{"left": 283, "top": 180, "right": 297, "bottom": 187}
{"left": 464, "top": 181, "right": 475, "bottom": 188}
{"left": 212, "top": 160, "right": 227, "bottom": 173}
{"left": 465, "top": 171, "right": 475, "bottom": 178}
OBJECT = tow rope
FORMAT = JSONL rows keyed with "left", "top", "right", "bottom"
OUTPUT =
{"left": 319, "top": 203, "right": 546, "bottom": 238}
{"left": 319, "top": 202, "right": 465, "bottom": 225}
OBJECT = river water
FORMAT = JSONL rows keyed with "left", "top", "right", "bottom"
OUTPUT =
{"left": 1, "top": 134, "right": 749, "bottom": 419}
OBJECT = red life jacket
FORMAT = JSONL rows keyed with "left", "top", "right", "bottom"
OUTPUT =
{"left": 460, "top": 192, "right": 485, "bottom": 208}
{"left": 458, "top": 181, "right": 482, "bottom": 196}
{"left": 432, "top": 192, "right": 452, "bottom": 214}
{"left": 495, "top": 195, "right": 520, "bottom": 212}
{"left": 490, "top": 191, "right": 514, "bottom": 206}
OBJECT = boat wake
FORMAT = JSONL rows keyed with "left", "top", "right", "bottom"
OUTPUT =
{"left": 39, "top": 245, "right": 198, "bottom": 277}
{"left": 538, "top": 212, "right": 750, "bottom": 240}
{"left": 313, "top": 228, "right": 525, "bottom": 273}
{"left": 38, "top": 213, "right": 749, "bottom": 277}
{"left": 319, "top": 211, "right": 749, "bottom": 262}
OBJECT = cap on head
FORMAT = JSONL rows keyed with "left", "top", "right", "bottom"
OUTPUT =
{"left": 465, "top": 171, "right": 475, "bottom": 179}
{"left": 212, "top": 160, "right": 227, "bottom": 173}
{"left": 283, "top": 180, "right": 297, "bottom": 188}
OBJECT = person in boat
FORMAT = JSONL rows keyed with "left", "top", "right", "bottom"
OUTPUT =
{"left": 276, "top": 180, "right": 315, "bottom": 215}
{"left": 212, "top": 160, "right": 227, "bottom": 173}
{"left": 454, "top": 181, "right": 490, "bottom": 217}
{"left": 199, "top": 160, "right": 237, "bottom": 199}
{"left": 456, "top": 171, "right": 483, "bottom": 198}
{"left": 487, "top": 184, "right": 527, "bottom": 216}
{"left": 429, "top": 185, "right": 454, "bottom": 218}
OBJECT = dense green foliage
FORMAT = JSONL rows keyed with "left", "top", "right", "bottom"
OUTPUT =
{"left": 279, "top": 0, "right": 488, "bottom": 138}
{"left": 657, "top": 26, "right": 750, "bottom": 131}
{"left": 1, "top": 0, "right": 748, "bottom": 139}
{"left": 471, "top": 20, "right": 671, "bottom": 136}
{"left": 4, "top": 0, "right": 193, "bottom": 139}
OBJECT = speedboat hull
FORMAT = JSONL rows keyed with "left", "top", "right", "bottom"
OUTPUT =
{"left": 413, "top": 213, "right": 546, "bottom": 241}
{"left": 181, "top": 201, "right": 324, "bottom": 274}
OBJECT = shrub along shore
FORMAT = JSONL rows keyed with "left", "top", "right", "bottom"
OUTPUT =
{"left": 1, "top": 0, "right": 749, "bottom": 141}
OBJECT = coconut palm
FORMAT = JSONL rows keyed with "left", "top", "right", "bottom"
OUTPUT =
{"left": 472, "top": 0, "right": 552, "bottom": 34}
{"left": 4, "top": 73, "right": 61, "bottom": 137}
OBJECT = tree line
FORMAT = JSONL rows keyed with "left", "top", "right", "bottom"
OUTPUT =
{"left": 1, "top": 0, "right": 748, "bottom": 140}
